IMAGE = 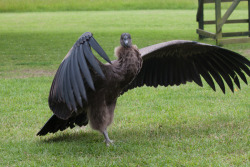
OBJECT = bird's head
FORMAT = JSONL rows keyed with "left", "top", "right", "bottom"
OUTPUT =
{"left": 120, "top": 33, "right": 132, "bottom": 48}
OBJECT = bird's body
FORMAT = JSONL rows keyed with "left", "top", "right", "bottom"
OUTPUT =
{"left": 37, "top": 32, "right": 250, "bottom": 145}
{"left": 86, "top": 45, "right": 142, "bottom": 137}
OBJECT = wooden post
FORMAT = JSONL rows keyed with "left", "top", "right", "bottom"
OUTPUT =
{"left": 197, "top": 0, "right": 205, "bottom": 39}
{"left": 248, "top": 0, "right": 250, "bottom": 37}
{"left": 215, "top": 0, "right": 222, "bottom": 45}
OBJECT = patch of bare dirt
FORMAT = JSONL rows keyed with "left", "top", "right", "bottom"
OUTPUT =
{"left": 243, "top": 49, "right": 250, "bottom": 57}
{"left": 1, "top": 69, "right": 56, "bottom": 79}
{"left": 238, "top": 49, "right": 250, "bottom": 59}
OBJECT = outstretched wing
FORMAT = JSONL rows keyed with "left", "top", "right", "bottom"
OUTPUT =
{"left": 122, "top": 40, "right": 250, "bottom": 94}
{"left": 49, "top": 32, "right": 111, "bottom": 120}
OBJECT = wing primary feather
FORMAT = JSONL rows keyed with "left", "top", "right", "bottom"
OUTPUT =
{"left": 49, "top": 79, "right": 56, "bottom": 100}
{"left": 145, "top": 61, "right": 152, "bottom": 86}
{"left": 78, "top": 44, "right": 95, "bottom": 90}
{"left": 163, "top": 59, "right": 170, "bottom": 86}
{"left": 221, "top": 49, "right": 250, "bottom": 66}
{"left": 143, "top": 61, "right": 149, "bottom": 86}
{"left": 208, "top": 55, "right": 234, "bottom": 92}
{"left": 56, "top": 61, "right": 68, "bottom": 102}
{"left": 233, "top": 76, "right": 241, "bottom": 89}
{"left": 193, "top": 57, "right": 216, "bottom": 91}
{"left": 199, "top": 67, "right": 216, "bottom": 91}
{"left": 140, "top": 66, "right": 146, "bottom": 86}
{"left": 219, "top": 49, "right": 250, "bottom": 76}
{"left": 182, "top": 58, "right": 193, "bottom": 83}
{"left": 83, "top": 42, "right": 105, "bottom": 78}
{"left": 214, "top": 50, "right": 248, "bottom": 85}
{"left": 65, "top": 58, "right": 77, "bottom": 111}
{"left": 70, "top": 48, "right": 83, "bottom": 107}
{"left": 74, "top": 46, "right": 87, "bottom": 101}
{"left": 174, "top": 57, "right": 181, "bottom": 86}
{"left": 200, "top": 55, "right": 225, "bottom": 93}
{"left": 62, "top": 62, "right": 72, "bottom": 111}
{"left": 50, "top": 63, "right": 64, "bottom": 101}
{"left": 168, "top": 56, "right": 174, "bottom": 86}
{"left": 89, "top": 37, "right": 111, "bottom": 64}
{"left": 210, "top": 52, "right": 241, "bottom": 89}
{"left": 153, "top": 60, "right": 158, "bottom": 87}
{"left": 178, "top": 58, "right": 186, "bottom": 85}
{"left": 136, "top": 65, "right": 145, "bottom": 87}
{"left": 59, "top": 58, "right": 73, "bottom": 103}
{"left": 146, "top": 63, "right": 152, "bottom": 86}
{"left": 189, "top": 58, "right": 203, "bottom": 87}
{"left": 158, "top": 60, "right": 164, "bottom": 86}
{"left": 180, "top": 59, "right": 190, "bottom": 84}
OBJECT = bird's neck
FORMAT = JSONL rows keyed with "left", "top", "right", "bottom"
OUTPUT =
{"left": 113, "top": 45, "right": 142, "bottom": 85}
{"left": 114, "top": 45, "right": 138, "bottom": 60}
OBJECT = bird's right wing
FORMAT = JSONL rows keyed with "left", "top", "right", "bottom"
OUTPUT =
{"left": 49, "top": 32, "right": 111, "bottom": 120}
{"left": 121, "top": 40, "right": 250, "bottom": 94}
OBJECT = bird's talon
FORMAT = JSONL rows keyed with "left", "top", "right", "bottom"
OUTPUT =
{"left": 105, "top": 139, "right": 114, "bottom": 146}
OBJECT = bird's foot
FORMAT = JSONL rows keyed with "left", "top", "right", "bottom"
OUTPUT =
{"left": 103, "top": 130, "right": 114, "bottom": 146}
{"left": 104, "top": 139, "right": 114, "bottom": 146}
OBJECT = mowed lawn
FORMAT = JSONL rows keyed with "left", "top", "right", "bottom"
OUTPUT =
{"left": 0, "top": 0, "right": 247, "bottom": 12}
{"left": 0, "top": 10, "right": 249, "bottom": 166}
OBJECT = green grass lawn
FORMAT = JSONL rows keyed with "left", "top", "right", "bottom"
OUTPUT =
{"left": 0, "top": 10, "right": 249, "bottom": 166}
{"left": 0, "top": 0, "right": 248, "bottom": 12}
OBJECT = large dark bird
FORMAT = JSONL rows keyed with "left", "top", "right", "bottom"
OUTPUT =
{"left": 37, "top": 32, "right": 250, "bottom": 145}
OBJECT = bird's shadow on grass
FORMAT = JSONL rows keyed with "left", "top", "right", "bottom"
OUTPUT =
{"left": 34, "top": 119, "right": 239, "bottom": 157}
{"left": 37, "top": 118, "right": 230, "bottom": 145}
{"left": 38, "top": 130, "right": 101, "bottom": 144}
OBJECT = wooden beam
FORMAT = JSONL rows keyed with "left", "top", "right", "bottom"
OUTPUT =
{"left": 217, "top": 37, "right": 250, "bottom": 45}
{"left": 217, "top": 0, "right": 241, "bottom": 32}
{"left": 222, "top": 31, "right": 250, "bottom": 37}
{"left": 204, "top": 0, "right": 248, "bottom": 3}
{"left": 204, "top": 19, "right": 249, "bottom": 24}
{"left": 197, "top": 29, "right": 216, "bottom": 39}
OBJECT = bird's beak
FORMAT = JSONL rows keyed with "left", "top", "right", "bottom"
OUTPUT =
{"left": 124, "top": 40, "right": 129, "bottom": 46}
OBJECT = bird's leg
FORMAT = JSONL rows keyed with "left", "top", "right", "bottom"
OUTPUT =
{"left": 103, "top": 129, "right": 113, "bottom": 146}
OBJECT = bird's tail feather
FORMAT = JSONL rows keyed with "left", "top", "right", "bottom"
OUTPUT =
{"left": 37, "top": 114, "right": 66, "bottom": 136}
{"left": 37, "top": 112, "right": 89, "bottom": 136}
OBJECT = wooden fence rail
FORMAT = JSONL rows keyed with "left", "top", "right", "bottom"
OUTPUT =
{"left": 196, "top": 0, "right": 250, "bottom": 45}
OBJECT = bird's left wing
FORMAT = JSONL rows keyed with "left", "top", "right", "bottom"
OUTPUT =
{"left": 122, "top": 40, "right": 250, "bottom": 94}
{"left": 49, "top": 32, "right": 111, "bottom": 120}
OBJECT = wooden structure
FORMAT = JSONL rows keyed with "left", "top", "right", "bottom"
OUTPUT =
{"left": 196, "top": 0, "right": 250, "bottom": 45}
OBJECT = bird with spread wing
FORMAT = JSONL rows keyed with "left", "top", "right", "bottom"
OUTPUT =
{"left": 37, "top": 32, "right": 250, "bottom": 146}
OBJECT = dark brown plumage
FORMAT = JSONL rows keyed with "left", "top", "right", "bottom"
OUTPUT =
{"left": 37, "top": 32, "right": 250, "bottom": 145}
